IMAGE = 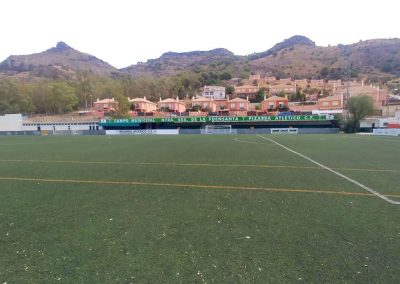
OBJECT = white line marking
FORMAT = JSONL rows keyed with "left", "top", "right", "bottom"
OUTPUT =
{"left": 233, "top": 138, "right": 277, "bottom": 145}
{"left": 257, "top": 135, "right": 400, "bottom": 205}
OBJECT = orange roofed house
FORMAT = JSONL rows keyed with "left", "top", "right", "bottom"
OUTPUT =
{"left": 233, "top": 85, "right": 259, "bottom": 100}
{"left": 93, "top": 98, "right": 117, "bottom": 112}
{"left": 226, "top": 97, "right": 249, "bottom": 111}
{"left": 157, "top": 98, "right": 186, "bottom": 113}
{"left": 129, "top": 97, "right": 157, "bottom": 113}
{"left": 317, "top": 95, "right": 343, "bottom": 110}
{"left": 261, "top": 96, "right": 289, "bottom": 112}
{"left": 191, "top": 97, "right": 217, "bottom": 112}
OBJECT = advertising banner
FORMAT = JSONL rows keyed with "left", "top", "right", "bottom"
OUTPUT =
{"left": 100, "top": 115, "right": 331, "bottom": 126}
{"left": 106, "top": 129, "right": 179, "bottom": 135}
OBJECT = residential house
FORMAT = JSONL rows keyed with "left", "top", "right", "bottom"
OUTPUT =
{"left": 310, "top": 79, "right": 325, "bottom": 86}
{"left": 129, "top": 97, "right": 157, "bottom": 113}
{"left": 202, "top": 85, "right": 226, "bottom": 99}
{"left": 214, "top": 99, "right": 228, "bottom": 112}
{"left": 317, "top": 95, "right": 343, "bottom": 110}
{"left": 294, "top": 79, "right": 308, "bottom": 85}
{"left": 249, "top": 74, "right": 261, "bottom": 81}
{"left": 268, "top": 84, "right": 296, "bottom": 95}
{"left": 264, "top": 76, "right": 276, "bottom": 82}
{"left": 233, "top": 85, "right": 259, "bottom": 100}
{"left": 348, "top": 85, "right": 388, "bottom": 108}
{"left": 93, "top": 98, "right": 117, "bottom": 112}
{"left": 261, "top": 96, "right": 289, "bottom": 111}
{"left": 191, "top": 97, "right": 217, "bottom": 112}
{"left": 226, "top": 97, "right": 249, "bottom": 111}
{"left": 381, "top": 101, "right": 400, "bottom": 117}
{"left": 157, "top": 98, "right": 186, "bottom": 113}
{"left": 288, "top": 103, "right": 317, "bottom": 114}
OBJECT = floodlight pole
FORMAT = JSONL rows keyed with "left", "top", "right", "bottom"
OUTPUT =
{"left": 343, "top": 46, "right": 351, "bottom": 120}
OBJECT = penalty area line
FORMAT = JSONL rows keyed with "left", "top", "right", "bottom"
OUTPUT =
{"left": 1, "top": 176, "right": 400, "bottom": 198}
{"left": 0, "top": 159, "right": 399, "bottom": 173}
{"left": 257, "top": 135, "right": 400, "bottom": 205}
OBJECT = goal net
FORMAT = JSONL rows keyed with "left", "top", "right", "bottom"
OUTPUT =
{"left": 202, "top": 125, "right": 234, "bottom": 134}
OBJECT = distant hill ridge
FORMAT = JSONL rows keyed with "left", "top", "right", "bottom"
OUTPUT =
{"left": 1, "top": 36, "right": 400, "bottom": 81}
{"left": 247, "top": 35, "right": 316, "bottom": 60}
{"left": 160, "top": 48, "right": 234, "bottom": 58}
{"left": 0, "top": 41, "right": 119, "bottom": 78}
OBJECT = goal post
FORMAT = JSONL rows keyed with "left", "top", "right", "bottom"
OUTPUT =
{"left": 202, "top": 125, "right": 233, "bottom": 134}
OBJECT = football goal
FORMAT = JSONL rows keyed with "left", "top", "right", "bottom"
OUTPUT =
{"left": 202, "top": 125, "right": 234, "bottom": 134}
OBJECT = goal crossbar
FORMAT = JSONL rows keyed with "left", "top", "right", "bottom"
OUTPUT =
{"left": 202, "top": 125, "right": 233, "bottom": 134}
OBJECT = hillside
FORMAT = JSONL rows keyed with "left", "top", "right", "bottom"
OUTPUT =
{"left": 121, "top": 36, "right": 400, "bottom": 81}
{"left": 247, "top": 35, "right": 316, "bottom": 60}
{"left": 1, "top": 36, "right": 400, "bottom": 82}
{"left": 121, "top": 48, "right": 246, "bottom": 77}
{"left": 0, "top": 42, "right": 119, "bottom": 79}
{"left": 247, "top": 38, "right": 400, "bottom": 80}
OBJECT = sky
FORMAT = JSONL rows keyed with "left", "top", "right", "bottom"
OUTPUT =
{"left": 1, "top": 0, "right": 399, "bottom": 68}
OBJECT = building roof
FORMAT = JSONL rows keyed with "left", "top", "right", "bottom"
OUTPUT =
{"left": 228, "top": 97, "right": 249, "bottom": 102}
{"left": 192, "top": 96, "right": 214, "bottom": 102}
{"left": 214, "top": 99, "right": 228, "bottom": 102}
{"left": 289, "top": 104, "right": 317, "bottom": 112}
{"left": 129, "top": 97, "right": 156, "bottom": 105}
{"left": 318, "top": 95, "right": 342, "bottom": 102}
{"left": 158, "top": 98, "right": 185, "bottom": 105}
{"left": 264, "top": 95, "right": 288, "bottom": 101}
{"left": 94, "top": 98, "right": 115, "bottom": 104}
{"left": 203, "top": 85, "right": 225, "bottom": 90}
{"left": 235, "top": 85, "right": 258, "bottom": 90}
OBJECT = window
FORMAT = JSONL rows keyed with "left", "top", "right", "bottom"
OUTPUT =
{"left": 332, "top": 101, "right": 339, "bottom": 106}
{"left": 269, "top": 103, "right": 274, "bottom": 109}
{"left": 322, "top": 102, "right": 329, "bottom": 106}
{"left": 279, "top": 103, "right": 284, "bottom": 108}
{"left": 230, "top": 103, "right": 235, "bottom": 109}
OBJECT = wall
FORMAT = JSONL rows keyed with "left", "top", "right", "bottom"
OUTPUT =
{"left": 0, "top": 131, "right": 40, "bottom": 136}
{"left": 179, "top": 128, "right": 339, "bottom": 135}
{"left": 22, "top": 122, "right": 98, "bottom": 131}
{"left": 0, "top": 114, "right": 23, "bottom": 131}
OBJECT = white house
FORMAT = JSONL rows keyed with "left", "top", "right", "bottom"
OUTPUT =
{"left": 202, "top": 85, "right": 226, "bottom": 100}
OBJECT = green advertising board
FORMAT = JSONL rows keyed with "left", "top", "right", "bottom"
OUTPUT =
{"left": 99, "top": 115, "right": 333, "bottom": 126}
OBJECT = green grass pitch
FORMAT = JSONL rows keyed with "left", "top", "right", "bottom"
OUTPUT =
{"left": 0, "top": 134, "right": 399, "bottom": 282}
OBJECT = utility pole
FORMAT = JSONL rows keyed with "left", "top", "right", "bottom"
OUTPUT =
{"left": 343, "top": 46, "right": 350, "bottom": 108}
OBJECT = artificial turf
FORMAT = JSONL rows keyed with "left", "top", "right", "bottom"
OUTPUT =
{"left": 0, "top": 134, "right": 399, "bottom": 282}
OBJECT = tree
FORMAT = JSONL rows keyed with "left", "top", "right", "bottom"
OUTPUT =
{"left": 75, "top": 71, "right": 94, "bottom": 109}
{"left": 254, "top": 88, "right": 266, "bottom": 103}
{"left": 113, "top": 92, "right": 130, "bottom": 118}
{"left": 277, "top": 91, "right": 286, "bottom": 97}
{"left": 320, "top": 66, "right": 330, "bottom": 78}
{"left": 219, "top": 71, "right": 232, "bottom": 81}
{"left": 225, "top": 85, "right": 234, "bottom": 95}
{"left": 192, "top": 105, "right": 201, "bottom": 112}
{"left": 0, "top": 80, "right": 36, "bottom": 114}
{"left": 48, "top": 82, "right": 78, "bottom": 114}
{"left": 347, "top": 95, "right": 374, "bottom": 132}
